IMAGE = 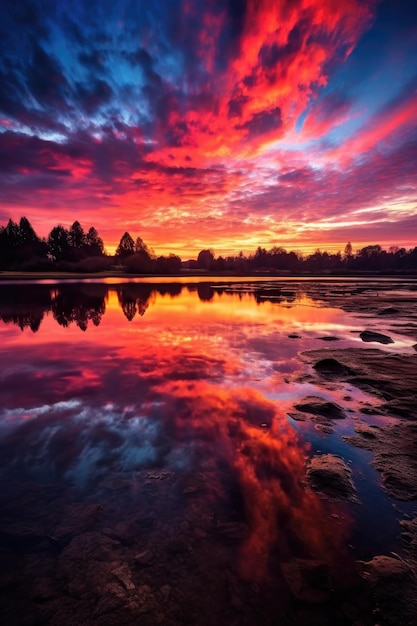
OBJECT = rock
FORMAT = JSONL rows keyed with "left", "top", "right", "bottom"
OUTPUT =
{"left": 314, "top": 423, "right": 334, "bottom": 434}
{"left": 360, "top": 555, "right": 411, "bottom": 583}
{"left": 111, "top": 564, "right": 135, "bottom": 590}
{"left": 306, "top": 454, "right": 358, "bottom": 502}
{"left": 94, "top": 582, "right": 127, "bottom": 616}
{"left": 400, "top": 517, "right": 417, "bottom": 550}
{"left": 353, "top": 422, "right": 379, "bottom": 438}
{"left": 359, "top": 330, "right": 394, "bottom": 344}
{"left": 344, "top": 421, "right": 417, "bottom": 501}
{"left": 287, "top": 411, "right": 307, "bottom": 421}
{"left": 318, "top": 336, "right": 340, "bottom": 341}
{"left": 359, "top": 555, "right": 417, "bottom": 626}
{"left": 280, "top": 559, "right": 330, "bottom": 603}
{"left": 288, "top": 333, "right": 301, "bottom": 339}
{"left": 313, "top": 358, "right": 352, "bottom": 376}
{"left": 212, "top": 522, "right": 248, "bottom": 545}
{"left": 160, "top": 584, "right": 171, "bottom": 603}
{"left": 54, "top": 503, "right": 103, "bottom": 541}
{"left": 146, "top": 469, "right": 173, "bottom": 480}
{"left": 377, "top": 307, "right": 400, "bottom": 316}
{"left": 294, "top": 396, "right": 346, "bottom": 420}
{"left": 133, "top": 585, "right": 157, "bottom": 615}
{"left": 108, "top": 520, "right": 141, "bottom": 544}
{"left": 301, "top": 348, "right": 417, "bottom": 419}
{"left": 134, "top": 550, "right": 154, "bottom": 566}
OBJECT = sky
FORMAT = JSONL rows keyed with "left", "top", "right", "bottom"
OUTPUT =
{"left": 0, "top": 0, "right": 416, "bottom": 258}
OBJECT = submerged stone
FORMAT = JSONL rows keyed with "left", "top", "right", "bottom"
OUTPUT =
{"left": 377, "top": 307, "right": 400, "bottom": 316}
{"left": 313, "top": 357, "right": 352, "bottom": 376}
{"left": 359, "top": 330, "right": 394, "bottom": 344}
{"left": 294, "top": 396, "right": 346, "bottom": 419}
{"left": 306, "top": 454, "right": 357, "bottom": 502}
{"left": 318, "top": 336, "right": 340, "bottom": 341}
{"left": 280, "top": 559, "right": 330, "bottom": 604}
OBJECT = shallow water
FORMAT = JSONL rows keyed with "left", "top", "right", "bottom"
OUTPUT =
{"left": 0, "top": 279, "right": 415, "bottom": 625}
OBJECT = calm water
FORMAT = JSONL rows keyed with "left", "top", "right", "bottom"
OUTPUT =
{"left": 0, "top": 279, "right": 414, "bottom": 625}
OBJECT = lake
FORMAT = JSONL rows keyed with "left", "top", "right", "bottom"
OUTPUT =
{"left": 0, "top": 278, "right": 416, "bottom": 625}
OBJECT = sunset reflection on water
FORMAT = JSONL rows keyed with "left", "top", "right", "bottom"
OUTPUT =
{"left": 0, "top": 280, "right": 394, "bottom": 623}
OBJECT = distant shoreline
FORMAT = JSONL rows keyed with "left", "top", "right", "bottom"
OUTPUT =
{"left": 1, "top": 270, "right": 417, "bottom": 282}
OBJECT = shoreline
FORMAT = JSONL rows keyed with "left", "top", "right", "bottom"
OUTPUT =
{"left": 1, "top": 270, "right": 417, "bottom": 282}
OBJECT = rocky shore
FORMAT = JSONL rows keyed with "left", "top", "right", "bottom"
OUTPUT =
{"left": 299, "top": 344, "right": 417, "bottom": 625}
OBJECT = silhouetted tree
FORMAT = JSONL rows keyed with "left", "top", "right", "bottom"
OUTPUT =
{"left": 344, "top": 242, "right": 353, "bottom": 260}
{"left": 135, "top": 236, "right": 151, "bottom": 258}
{"left": 197, "top": 249, "right": 214, "bottom": 270}
{"left": 116, "top": 232, "right": 135, "bottom": 259}
{"left": 154, "top": 254, "right": 182, "bottom": 274}
{"left": 85, "top": 226, "right": 104, "bottom": 256}
{"left": 68, "top": 221, "right": 86, "bottom": 249}
{"left": 47, "top": 225, "right": 71, "bottom": 262}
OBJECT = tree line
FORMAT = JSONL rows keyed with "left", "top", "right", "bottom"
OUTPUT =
{"left": 1, "top": 216, "right": 416, "bottom": 274}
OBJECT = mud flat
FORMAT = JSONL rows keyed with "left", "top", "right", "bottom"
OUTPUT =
{"left": 301, "top": 345, "right": 417, "bottom": 625}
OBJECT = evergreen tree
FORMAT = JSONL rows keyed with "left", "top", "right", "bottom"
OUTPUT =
{"left": 116, "top": 232, "right": 135, "bottom": 258}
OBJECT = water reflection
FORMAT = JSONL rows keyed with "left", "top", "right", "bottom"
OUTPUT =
{"left": 0, "top": 281, "right": 321, "bottom": 331}
{"left": 1, "top": 280, "right": 406, "bottom": 624}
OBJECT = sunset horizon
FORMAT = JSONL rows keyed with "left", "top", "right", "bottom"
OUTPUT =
{"left": 1, "top": 0, "right": 416, "bottom": 259}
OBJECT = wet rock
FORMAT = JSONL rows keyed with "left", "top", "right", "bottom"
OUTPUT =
{"left": 360, "top": 555, "right": 411, "bottom": 583}
{"left": 306, "top": 454, "right": 358, "bottom": 502}
{"left": 287, "top": 411, "right": 307, "bottom": 421}
{"left": 134, "top": 549, "right": 154, "bottom": 566}
{"left": 344, "top": 421, "right": 417, "bottom": 500}
{"left": 54, "top": 503, "right": 103, "bottom": 542}
{"left": 400, "top": 517, "right": 417, "bottom": 550}
{"left": 107, "top": 520, "right": 141, "bottom": 544}
{"left": 353, "top": 421, "right": 380, "bottom": 438}
{"left": 58, "top": 532, "right": 124, "bottom": 598}
{"left": 377, "top": 307, "right": 400, "bottom": 316}
{"left": 359, "top": 555, "right": 416, "bottom": 626}
{"left": 359, "top": 330, "right": 394, "bottom": 344}
{"left": 280, "top": 559, "right": 330, "bottom": 603}
{"left": 294, "top": 396, "right": 346, "bottom": 420}
{"left": 60, "top": 532, "right": 121, "bottom": 562}
{"left": 301, "top": 348, "right": 417, "bottom": 419}
{"left": 318, "top": 336, "right": 340, "bottom": 341}
{"left": 212, "top": 521, "right": 248, "bottom": 545}
{"left": 133, "top": 584, "right": 157, "bottom": 615}
{"left": 314, "top": 423, "right": 334, "bottom": 434}
{"left": 94, "top": 582, "right": 127, "bottom": 616}
{"left": 159, "top": 584, "right": 171, "bottom": 603}
{"left": 146, "top": 469, "right": 173, "bottom": 480}
{"left": 112, "top": 564, "right": 135, "bottom": 590}
{"left": 313, "top": 358, "right": 352, "bottom": 376}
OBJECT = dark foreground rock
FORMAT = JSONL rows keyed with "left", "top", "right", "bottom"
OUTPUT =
{"left": 344, "top": 420, "right": 417, "bottom": 501}
{"left": 400, "top": 517, "right": 417, "bottom": 551}
{"left": 359, "top": 555, "right": 417, "bottom": 626}
{"left": 313, "top": 357, "right": 353, "bottom": 376}
{"left": 359, "top": 330, "right": 394, "bottom": 344}
{"left": 280, "top": 559, "right": 330, "bottom": 603}
{"left": 301, "top": 348, "right": 417, "bottom": 419}
{"left": 294, "top": 396, "right": 346, "bottom": 419}
{"left": 306, "top": 454, "right": 358, "bottom": 502}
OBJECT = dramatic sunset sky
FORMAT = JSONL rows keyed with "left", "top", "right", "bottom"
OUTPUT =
{"left": 0, "top": 0, "right": 416, "bottom": 257}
